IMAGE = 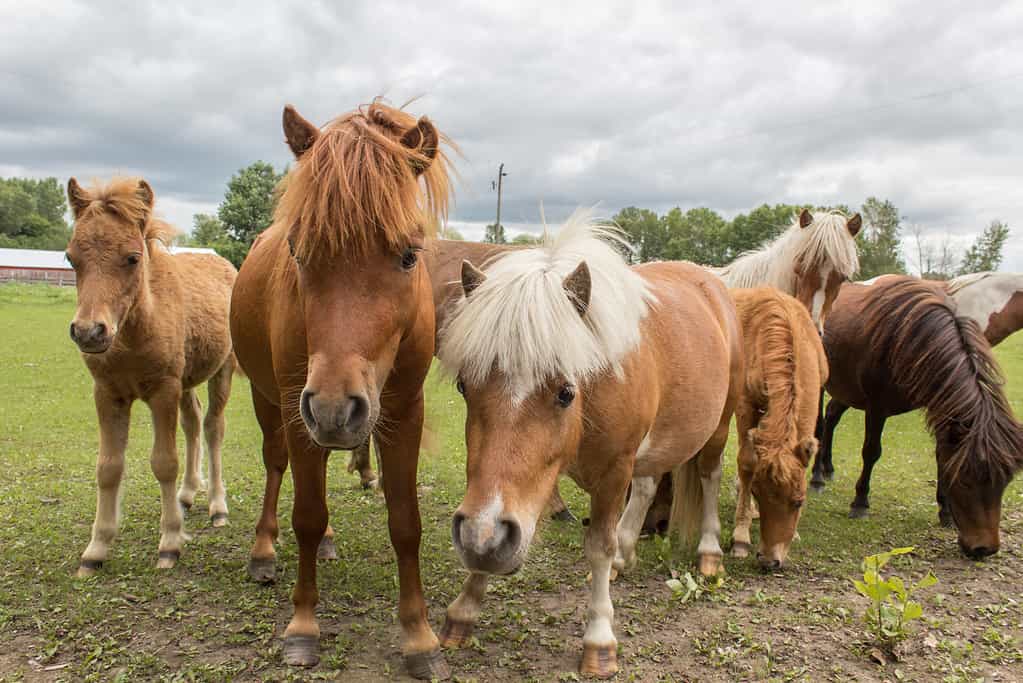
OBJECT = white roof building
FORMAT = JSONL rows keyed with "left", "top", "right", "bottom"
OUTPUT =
{"left": 0, "top": 246, "right": 217, "bottom": 270}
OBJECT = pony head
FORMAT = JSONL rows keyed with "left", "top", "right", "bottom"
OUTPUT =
{"left": 748, "top": 430, "right": 817, "bottom": 569}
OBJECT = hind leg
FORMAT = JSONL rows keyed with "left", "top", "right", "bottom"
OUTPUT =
{"left": 811, "top": 398, "right": 848, "bottom": 492}
{"left": 614, "top": 475, "right": 658, "bottom": 575}
{"left": 248, "top": 387, "right": 287, "bottom": 583}
{"left": 849, "top": 409, "right": 886, "bottom": 518}
{"left": 177, "top": 389, "right": 204, "bottom": 512}
{"left": 696, "top": 421, "right": 730, "bottom": 577}
{"left": 204, "top": 360, "right": 232, "bottom": 526}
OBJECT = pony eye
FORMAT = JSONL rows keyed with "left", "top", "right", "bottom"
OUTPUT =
{"left": 125, "top": 253, "right": 140, "bottom": 267}
{"left": 456, "top": 378, "right": 465, "bottom": 396}
{"left": 792, "top": 498, "right": 805, "bottom": 510}
{"left": 400, "top": 247, "right": 419, "bottom": 271}
{"left": 556, "top": 384, "right": 575, "bottom": 407}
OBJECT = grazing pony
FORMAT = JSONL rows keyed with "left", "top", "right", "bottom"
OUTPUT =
{"left": 729, "top": 288, "right": 828, "bottom": 570}
{"left": 437, "top": 212, "right": 743, "bottom": 678}
{"left": 230, "top": 101, "right": 453, "bottom": 678}
{"left": 65, "top": 177, "right": 235, "bottom": 576}
{"left": 813, "top": 277, "right": 1023, "bottom": 557}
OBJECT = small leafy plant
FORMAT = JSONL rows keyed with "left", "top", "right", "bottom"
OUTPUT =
{"left": 666, "top": 571, "right": 726, "bottom": 604}
{"left": 852, "top": 546, "right": 937, "bottom": 647}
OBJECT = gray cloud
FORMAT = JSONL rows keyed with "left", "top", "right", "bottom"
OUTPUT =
{"left": 2, "top": 1, "right": 1021, "bottom": 267}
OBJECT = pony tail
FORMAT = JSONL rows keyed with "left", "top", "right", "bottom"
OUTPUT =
{"left": 667, "top": 458, "right": 703, "bottom": 545}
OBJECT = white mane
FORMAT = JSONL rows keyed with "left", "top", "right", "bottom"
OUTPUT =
{"left": 438, "top": 209, "right": 655, "bottom": 401}
{"left": 946, "top": 271, "right": 1000, "bottom": 294}
{"left": 712, "top": 210, "right": 859, "bottom": 291}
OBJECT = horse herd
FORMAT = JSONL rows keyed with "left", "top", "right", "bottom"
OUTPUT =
{"left": 59, "top": 100, "right": 1023, "bottom": 679}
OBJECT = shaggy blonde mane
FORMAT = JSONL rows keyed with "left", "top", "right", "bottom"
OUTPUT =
{"left": 438, "top": 209, "right": 655, "bottom": 401}
{"left": 76, "top": 177, "right": 176, "bottom": 245}
{"left": 275, "top": 99, "right": 454, "bottom": 263}
{"left": 715, "top": 210, "right": 859, "bottom": 290}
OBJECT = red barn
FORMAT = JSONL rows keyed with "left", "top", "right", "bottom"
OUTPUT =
{"left": 0, "top": 246, "right": 218, "bottom": 286}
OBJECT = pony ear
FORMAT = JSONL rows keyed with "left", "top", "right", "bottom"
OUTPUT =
{"left": 846, "top": 213, "right": 862, "bottom": 237}
{"left": 67, "top": 177, "right": 90, "bottom": 219}
{"left": 799, "top": 208, "right": 813, "bottom": 229}
{"left": 136, "top": 179, "right": 155, "bottom": 209}
{"left": 282, "top": 105, "right": 319, "bottom": 159}
{"left": 563, "top": 261, "right": 591, "bottom": 317}
{"left": 461, "top": 260, "right": 486, "bottom": 297}
{"left": 400, "top": 116, "right": 439, "bottom": 176}
{"left": 795, "top": 437, "right": 818, "bottom": 466}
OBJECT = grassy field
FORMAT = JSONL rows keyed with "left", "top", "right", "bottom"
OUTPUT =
{"left": 1, "top": 281, "right": 1022, "bottom": 682}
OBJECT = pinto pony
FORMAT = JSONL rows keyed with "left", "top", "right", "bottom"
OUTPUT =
{"left": 65, "top": 177, "right": 235, "bottom": 576}
{"left": 729, "top": 288, "right": 828, "bottom": 570}
{"left": 230, "top": 101, "right": 453, "bottom": 678}
{"left": 813, "top": 277, "right": 1023, "bottom": 557}
{"left": 436, "top": 212, "right": 743, "bottom": 678}
{"left": 946, "top": 272, "right": 1023, "bottom": 346}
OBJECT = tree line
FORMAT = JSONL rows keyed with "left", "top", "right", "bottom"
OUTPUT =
{"left": 0, "top": 168, "right": 1010, "bottom": 280}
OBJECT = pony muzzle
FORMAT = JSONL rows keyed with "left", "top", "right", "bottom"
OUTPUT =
{"left": 299, "top": 388, "right": 374, "bottom": 449}
{"left": 451, "top": 508, "right": 527, "bottom": 575}
{"left": 70, "top": 317, "right": 115, "bottom": 353}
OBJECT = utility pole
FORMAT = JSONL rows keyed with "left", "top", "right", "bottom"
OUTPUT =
{"left": 494, "top": 163, "right": 507, "bottom": 242}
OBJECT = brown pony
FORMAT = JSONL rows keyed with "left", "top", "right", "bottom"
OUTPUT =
{"left": 436, "top": 212, "right": 743, "bottom": 678}
{"left": 813, "top": 277, "right": 1023, "bottom": 557}
{"left": 65, "top": 177, "right": 236, "bottom": 576}
{"left": 729, "top": 288, "right": 828, "bottom": 570}
{"left": 230, "top": 101, "right": 453, "bottom": 678}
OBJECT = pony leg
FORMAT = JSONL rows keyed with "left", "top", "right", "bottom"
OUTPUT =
{"left": 849, "top": 409, "right": 886, "bottom": 518}
{"left": 176, "top": 389, "right": 204, "bottom": 511}
{"left": 581, "top": 466, "right": 631, "bottom": 679}
{"left": 696, "top": 424, "right": 729, "bottom": 577}
{"left": 613, "top": 475, "right": 658, "bottom": 575}
{"left": 377, "top": 394, "right": 448, "bottom": 680}
{"left": 811, "top": 399, "right": 848, "bottom": 492}
{"left": 204, "top": 360, "right": 232, "bottom": 526}
{"left": 547, "top": 481, "right": 577, "bottom": 522}
{"left": 78, "top": 387, "right": 131, "bottom": 577}
{"left": 281, "top": 425, "right": 329, "bottom": 667}
{"left": 346, "top": 438, "right": 378, "bottom": 489}
{"left": 148, "top": 382, "right": 186, "bottom": 569}
{"left": 440, "top": 572, "right": 489, "bottom": 648}
{"left": 317, "top": 469, "right": 338, "bottom": 561}
{"left": 248, "top": 386, "right": 287, "bottom": 584}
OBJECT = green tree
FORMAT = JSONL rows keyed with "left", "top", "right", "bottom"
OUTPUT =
{"left": 511, "top": 233, "right": 541, "bottom": 245}
{"left": 727, "top": 204, "right": 803, "bottom": 260}
{"left": 190, "top": 213, "right": 228, "bottom": 245}
{"left": 612, "top": 206, "right": 664, "bottom": 262}
{"left": 484, "top": 223, "right": 506, "bottom": 244}
{"left": 218, "top": 161, "right": 283, "bottom": 249}
{"left": 958, "top": 220, "right": 1010, "bottom": 274}
{"left": 856, "top": 197, "right": 906, "bottom": 279}
{"left": 663, "top": 207, "right": 729, "bottom": 266}
{"left": 0, "top": 177, "right": 71, "bottom": 250}
{"left": 439, "top": 224, "right": 464, "bottom": 240}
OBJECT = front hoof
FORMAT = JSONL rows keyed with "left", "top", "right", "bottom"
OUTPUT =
{"left": 317, "top": 536, "right": 338, "bottom": 561}
{"left": 210, "top": 512, "right": 229, "bottom": 527}
{"left": 580, "top": 644, "right": 618, "bottom": 679}
{"left": 848, "top": 506, "right": 869, "bottom": 519}
{"left": 439, "top": 617, "right": 474, "bottom": 649}
{"left": 76, "top": 558, "right": 103, "bottom": 577}
{"left": 405, "top": 647, "right": 450, "bottom": 680}
{"left": 731, "top": 541, "right": 751, "bottom": 559}
{"left": 698, "top": 554, "right": 723, "bottom": 577}
{"left": 809, "top": 479, "right": 826, "bottom": 493}
{"left": 551, "top": 507, "right": 578, "bottom": 523}
{"left": 823, "top": 470, "right": 835, "bottom": 482}
{"left": 156, "top": 550, "right": 180, "bottom": 570}
{"left": 361, "top": 477, "right": 379, "bottom": 490}
{"left": 248, "top": 557, "right": 277, "bottom": 584}
{"left": 282, "top": 634, "right": 319, "bottom": 667}
{"left": 178, "top": 498, "right": 193, "bottom": 512}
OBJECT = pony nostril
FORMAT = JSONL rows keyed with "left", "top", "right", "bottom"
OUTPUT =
{"left": 300, "top": 390, "right": 316, "bottom": 429}
{"left": 495, "top": 518, "right": 521, "bottom": 561}
{"left": 342, "top": 394, "right": 369, "bottom": 432}
{"left": 69, "top": 323, "right": 78, "bottom": 341}
{"left": 93, "top": 322, "right": 107, "bottom": 339}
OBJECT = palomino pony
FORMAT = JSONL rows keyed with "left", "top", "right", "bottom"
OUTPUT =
{"left": 230, "top": 101, "right": 453, "bottom": 678}
{"left": 436, "top": 212, "right": 743, "bottom": 678}
{"left": 65, "top": 177, "right": 235, "bottom": 576}
{"left": 729, "top": 288, "right": 828, "bottom": 570}
{"left": 346, "top": 238, "right": 579, "bottom": 520}
{"left": 812, "top": 277, "right": 1023, "bottom": 557}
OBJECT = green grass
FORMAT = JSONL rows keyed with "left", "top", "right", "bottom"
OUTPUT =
{"left": 1, "top": 281, "right": 1022, "bottom": 682}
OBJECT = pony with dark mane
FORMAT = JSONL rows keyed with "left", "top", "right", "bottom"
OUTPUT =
{"left": 813, "top": 277, "right": 1023, "bottom": 557}
{"left": 230, "top": 100, "right": 453, "bottom": 677}
{"left": 65, "top": 177, "right": 236, "bottom": 576}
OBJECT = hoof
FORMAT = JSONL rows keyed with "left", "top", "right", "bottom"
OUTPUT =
{"left": 731, "top": 541, "right": 750, "bottom": 559}
{"left": 938, "top": 512, "right": 955, "bottom": 528}
{"left": 698, "top": 553, "right": 723, "bottom": 577}
{"left": 317, "top": 536, "right": 338, "bottom": 561}
{"left": 439, "top": 617, "right": 474, "bottom": 649}
{"left": 361, "top": 476, "right": 379, "bottom": 490}
{"left": 248, "top": 557, "right": 277, "bottom": 584}
{"left": 282, "top": 634, "right": 319, "bottom": 667}
{"left": 848, "top": 506, "right": 869, "bottom": 519}
{"left": 156, "top": 550, "right": 180, "bottom": 570}
{"left": 76, "top": 558, "right": 103, "bottom": 577}
{"left": 405, "top": 647, "right": 450, "bottom": 680}
{"left": 210, "top": 512, "right": 228, "bottom": 527}
{"left": 179, "top": 499, "right": 193, "bottom": 512}
{"left": 824, "top": 471, "right": 835, "bottom": 482}
{"left": 809, "top": 480, "right": 826, "bottom": 493}
{"left": 551, "top": 507, "right": 578, "bottom": 523}
{"left": 580, "top": 643, "right": 618, "bottom": 679}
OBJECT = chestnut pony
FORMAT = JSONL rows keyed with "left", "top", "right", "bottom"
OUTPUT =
{"left": 729, "top": 288, "right": 828, "bottom": 570}
{"left": 436, "top": 212, "right": 743, "bottom": 678}
{"left": 812, "top": 277, "right": 1023, "bottom": 557}
{"left": 230, "top": 101, "right": 453, "bottom": 678}
{"left": 65, "top": 177, "right": 236, "bottom": 576}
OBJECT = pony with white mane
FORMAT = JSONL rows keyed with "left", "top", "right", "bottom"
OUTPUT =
{"left": 437, "top": 210, "right": 744, "bottom": 678}
{"left": 946, "top": 271, "right": 1023, "bottom": 346}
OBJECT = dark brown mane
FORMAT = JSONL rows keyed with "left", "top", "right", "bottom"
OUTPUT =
{"left": 865, "top": 279, "right": 1023, "bottom": 486}
{"left": 275, "top": 99, "right": 454, "bottom": 263}
{"left": 77, "top": 177, "right": 176, "bottom": 246}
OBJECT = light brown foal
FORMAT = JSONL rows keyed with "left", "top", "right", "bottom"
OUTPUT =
{"left": 66, "top": 177, "right": 235, "bottom": 576}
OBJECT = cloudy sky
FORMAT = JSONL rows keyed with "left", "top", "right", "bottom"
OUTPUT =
{"left": 3, "top": 1, "right": 1022, "bottom": 269}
